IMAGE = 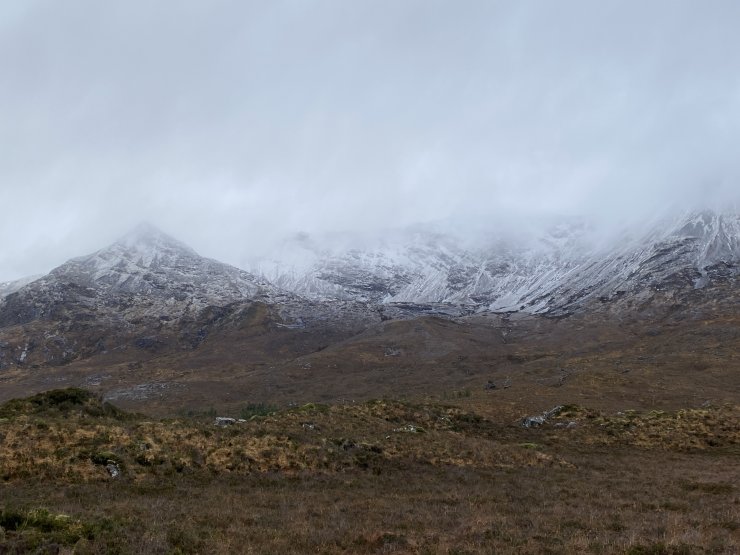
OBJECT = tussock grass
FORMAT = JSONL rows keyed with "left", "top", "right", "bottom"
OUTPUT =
{"left": 1, "top": 389, "right": 738, "bottom": 553}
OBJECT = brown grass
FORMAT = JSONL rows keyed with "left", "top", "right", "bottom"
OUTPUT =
{"left": 1, "top": 390, "right": 739, "bottom": 554}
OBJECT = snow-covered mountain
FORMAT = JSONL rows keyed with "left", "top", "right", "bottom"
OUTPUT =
{"left": 0, "top": 275, "right": 41, "bottom": 299}
{"left": 1, "top": 212, "right": 737, "bottom": 370}
{"left": 51, "top": 223, "right": 278, "bottom": 305}
{"left": 4, "top": 211, "right": 737, "bottom": 330}
{"left": 251, "top": 210, "right": 740, "bottom": 314}
{"left": 251, "top": 220, "right": 587, "bottom": 308}
{"left": 0, "top": 223, "right": 280, "bottom": 328}
{"left": 527, "top": 210, "right": 740, "bottom": 314}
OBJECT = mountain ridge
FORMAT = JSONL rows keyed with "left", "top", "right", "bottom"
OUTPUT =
{"left": 0, "top": 224, "right": 287, "bottom": 367}
{"left": 0, "top": 211, "right": 737, "bottom": 370}
{"left": 44, "top": 222, "right": 276, "bottom": 305}
{"left": 250, "top": 209, "right": 740, "bottom": 314}
{"left": 0, "top": 213, "right": 738, "bottom": 421}
{"left": 3, "top": 210, "right": 739, "bottom": 319}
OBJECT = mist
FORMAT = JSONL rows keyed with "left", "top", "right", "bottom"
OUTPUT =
{"left": 1, "top": 0, "right": 739, "bottom": 281}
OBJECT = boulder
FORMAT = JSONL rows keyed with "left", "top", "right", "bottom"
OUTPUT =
{"left": 215, "top": 417, "right": 236, "bottom": 427}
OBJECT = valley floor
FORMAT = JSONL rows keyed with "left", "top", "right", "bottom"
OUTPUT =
{"left": 1, "top": 390, "right": 738, "bottom": 554}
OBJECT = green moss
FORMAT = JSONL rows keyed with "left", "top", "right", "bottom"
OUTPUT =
{"left": 90, "top": 451, "right": 122, "bottom": 466}
{"left": 0, "top": 507, "right": 102, "bottom": 546}
{"left": 240, "top": 403, "right": 278, "bottom": 419}
{"left": 294, "top": 403, "right": 330, "bottom": 414}
{"left": 0, "top": 388, "right": 130, "bottom": 420}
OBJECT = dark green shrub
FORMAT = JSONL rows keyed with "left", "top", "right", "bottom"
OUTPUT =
{"left": 240, "top": 403, "right": 278, "bottom": 419}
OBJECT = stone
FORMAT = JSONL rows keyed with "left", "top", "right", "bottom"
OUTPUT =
{"left": 522, "top": 416, "right": 546, "bottom": 428}
{"left": 106, "top": 463, "right": 121, "bottom": 478}
{"left": 215, "top": 417, "right": 236, "bottom": 427}
{"left": 522, "top": 406, "right": 564, "bottom": 428}
{"left": 393, "top": 424, "right": 425, "bottom": 433}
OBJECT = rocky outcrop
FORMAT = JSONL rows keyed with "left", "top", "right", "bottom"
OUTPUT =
{"left": 252, "top": 210, "right": 740, "bottom": 315}
{"left": 0, "top": 224, "right": 288, "bottom": 367}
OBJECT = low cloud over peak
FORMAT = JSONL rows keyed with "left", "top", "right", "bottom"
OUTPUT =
{"left": 1, "top": 1, "right": 739, "bottom": 281}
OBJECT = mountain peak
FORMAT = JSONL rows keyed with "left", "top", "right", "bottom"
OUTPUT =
{"left": 116, "top": 222, "right": 197, "bottom": 257}
{"left": 48, "top": 224, "right": 200, "bottom": 289}
{"left": 125, "top": 221, "right": 166, "bottom": 238}
{"left": 37, "top": 223, "right": 274, "bottom": 310}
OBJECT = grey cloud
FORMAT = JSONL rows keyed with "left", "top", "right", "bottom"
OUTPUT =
{"left": 1, "top": 0, "right": 739, "bottom": 280}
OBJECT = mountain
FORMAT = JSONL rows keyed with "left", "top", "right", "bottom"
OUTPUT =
{"left": 529, "top": 210, "right": 740, "bottom": 315}
{"left": 49, "top": 222, "right": 279, "bottom": 308}
{"left": 251, "top": 210, "right": 740, "bottom": 315}
{"left": 0, "top": 211, "right": 738, "bottom": 418}
{"left": 1, "top": 211, "right": 738, "bottom": 372}
{"left": 0, "top": 224, "right": 284, "bottom": 367}
{"left": 0, "top": 275, "right": 41, "bottom": 299}
{"left": 0, "top": 223, "right": 280, "bottom": 326}
{"left": 251, "top": 221, "right": 591, "bottom": 306}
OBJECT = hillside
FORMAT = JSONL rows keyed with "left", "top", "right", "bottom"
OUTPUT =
{"left": 0, "top": 213, "right": 738, "bottom": 417}
{"left": 251, "top": 210, "right": 740, "bottom": 314}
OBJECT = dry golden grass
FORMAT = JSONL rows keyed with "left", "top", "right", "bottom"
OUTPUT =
{"left": 1, "top": 389, "right": 738, "bottom": 554}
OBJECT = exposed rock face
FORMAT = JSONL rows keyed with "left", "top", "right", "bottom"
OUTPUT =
{"left": 521, "top": 406, "right": 565, "bottom": 428}
{"left": 534, "top": 210, "right": 740, "bottom": 315}
{"left": 0, "top": 224, "right": 284, "bottom": 367}
{"left": 252, "top": 210, "right": 740, "bottom": 314}
{"left": 0, "top": 275, "right": 41, "bottom": 299}
{"left": 0, "top": 211, "right": 738, "bottom": 370}
{"left": 252, "top": 221, "right": 597, "bottom": 307}
{"left": 0, "top": 224, "right": 281, "bottom": 325}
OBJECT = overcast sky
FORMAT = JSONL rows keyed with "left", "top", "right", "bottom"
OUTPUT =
{"left": 1, "top": 0, "right": 739, "bottom": 281}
